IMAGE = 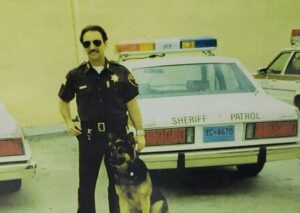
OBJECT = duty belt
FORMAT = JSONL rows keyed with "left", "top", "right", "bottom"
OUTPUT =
{"left": 81, "top": 121, "right": 107, "bottom": 132}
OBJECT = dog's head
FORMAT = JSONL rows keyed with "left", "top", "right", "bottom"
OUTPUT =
{"left": 107, "top": 132, "right": 136, "bottom": 167}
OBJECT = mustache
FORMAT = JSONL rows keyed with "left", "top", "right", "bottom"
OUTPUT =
{"left": 89, "top": 49, "right": 99, "bottom": 54}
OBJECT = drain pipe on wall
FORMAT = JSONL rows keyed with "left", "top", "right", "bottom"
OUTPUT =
{"left": 70, "top": 0, "right": 82, "bottom": 65}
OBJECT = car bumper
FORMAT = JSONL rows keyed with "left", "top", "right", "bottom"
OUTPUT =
{"left": 140, "top": 144, "right": 300, "bottom": 169}
{"left": 0, "top": 160, "right": 37, "bottom": 181}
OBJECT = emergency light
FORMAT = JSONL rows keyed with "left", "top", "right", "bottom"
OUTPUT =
{"left": 290, "top": 29, "right": 300, "bottom": 46}
{"left": 116, "top": 36, "right": 217, "bottom": 56}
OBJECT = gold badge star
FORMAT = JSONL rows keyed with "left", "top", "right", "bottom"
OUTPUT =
{"left": 111, "top": 74, "right": 119, "bottom": 83}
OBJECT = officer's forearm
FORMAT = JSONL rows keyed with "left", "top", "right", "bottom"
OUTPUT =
{"left": 127, "top": 98, "right": 143, "bottom": 130}
{"left": 59, "top": 98, "right": 73, "bottom": 126}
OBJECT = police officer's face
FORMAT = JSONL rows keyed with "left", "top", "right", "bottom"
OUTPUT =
{"left": 82, "top": 31, "right": 106, "bottom": 61}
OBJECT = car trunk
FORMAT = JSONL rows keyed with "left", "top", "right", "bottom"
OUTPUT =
{"left": 137, "top": 93, "right": 299, "bottom": 153}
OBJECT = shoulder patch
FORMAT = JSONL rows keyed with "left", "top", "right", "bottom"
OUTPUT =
{"left": 77, "top": 61, "right": 89, "bottom": 70}
{"left": 109, "top": 60, "right": 127, "bottom": 70}
{"left": 68, "top": 61, "right": 89, "bottom": 75}
{"left": 109, "top": 60, "right": 118, "bottom": 65}
{"left": 128, "top": 73, "right": 138, "bottom": 87}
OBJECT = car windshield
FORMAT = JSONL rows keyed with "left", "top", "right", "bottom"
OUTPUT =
{"left": 132, "top": 63, "right": 256, "bottom": 98}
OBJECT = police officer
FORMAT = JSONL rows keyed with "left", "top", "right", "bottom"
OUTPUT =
{"left": 58, "top": 25, "right": 145, "bottom": 213}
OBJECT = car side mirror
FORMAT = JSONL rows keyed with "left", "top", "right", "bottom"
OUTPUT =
{"left": 257, "top": 68, "right": 267, "bottom": 75}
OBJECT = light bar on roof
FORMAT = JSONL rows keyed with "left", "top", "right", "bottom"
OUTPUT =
{"left": 116, "top": 36, "right": 217, "bottom": 55}
{"left": 181, "top": 37, "right": 217, "bottom": 49}
{"left": 155, "top": 38, "right": 180, "bottom": 51}
{"left": 290, "top": 29, "right": 300, "bottom": 46}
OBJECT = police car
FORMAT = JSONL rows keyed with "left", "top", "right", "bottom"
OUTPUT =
{"left": 117, "top": 36, "right": 300, "bottom": 177}
{"left": 0, "top": 103, "right": 36, "bottom": 192}
{"left": 254, "top": 29, "right": 300, "bottom": 109}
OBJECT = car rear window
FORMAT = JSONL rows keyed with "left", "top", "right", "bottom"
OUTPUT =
{"left": 132, "top": 63, "right": 256, "bottom": 98}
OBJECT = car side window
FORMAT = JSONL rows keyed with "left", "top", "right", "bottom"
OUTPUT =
{"left": 267, "top": 52, "right": 291, "bottom": 74}
{"left": 285, "top": 52, "right": 300, "bottom": 75}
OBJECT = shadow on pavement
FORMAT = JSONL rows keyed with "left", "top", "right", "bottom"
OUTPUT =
{"left": 150, "top": 166, "right": 259, "bottom": 195}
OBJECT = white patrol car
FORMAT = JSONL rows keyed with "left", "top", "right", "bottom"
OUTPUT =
{"left": 117, "top": 36, "right": 300, "bottom": 177}
{"left": 254, "top": 29, "right": 300, "bottom": 109}
{"left": 0, "top": 103, "right": 36, "bottom": 192}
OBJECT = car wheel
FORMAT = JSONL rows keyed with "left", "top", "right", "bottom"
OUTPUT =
{"left": 236, "top": 162, "right": 265, "bottom": 177}
{"left": 0, "top": 179, "right": 22, "bottom": 193}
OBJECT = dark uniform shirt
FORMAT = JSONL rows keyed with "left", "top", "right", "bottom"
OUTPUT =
{"left": 58, "top": 59, "right": 139, "bottom": 128}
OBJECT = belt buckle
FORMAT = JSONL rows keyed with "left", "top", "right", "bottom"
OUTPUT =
{"left": 97, "top": 122, "right": 105, "bottom": 132}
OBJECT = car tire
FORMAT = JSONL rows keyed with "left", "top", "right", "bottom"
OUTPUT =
{"left": 0, "top": 179, "right": 22, "bottom": 193}
{"left": 236, "top": 163, "right": 265, "bottom": 177}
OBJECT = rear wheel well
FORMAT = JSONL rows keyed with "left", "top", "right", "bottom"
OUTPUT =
{"left": 294, "top": 95, "right": 300, "bottom": 110}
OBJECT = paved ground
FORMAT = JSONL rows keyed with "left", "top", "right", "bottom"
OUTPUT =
{"left": 0, "top": 133, "right": 299, "bottom": 213}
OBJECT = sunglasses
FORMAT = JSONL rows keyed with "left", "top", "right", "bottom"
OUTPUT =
{"left": 82, "top": 39, "right": 102, "bottom": 48}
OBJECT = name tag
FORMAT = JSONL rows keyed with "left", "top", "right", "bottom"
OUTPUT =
{"left": 79, "top": 85, "right": 87, "bottom": 90}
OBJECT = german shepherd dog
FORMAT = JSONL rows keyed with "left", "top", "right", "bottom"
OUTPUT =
{"left": 107, "top": 132, "right": 169, "bottom": 213}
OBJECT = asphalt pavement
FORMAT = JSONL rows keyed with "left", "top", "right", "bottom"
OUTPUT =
{"left": 0, "top": 133, "right": 299, "bottom": 213}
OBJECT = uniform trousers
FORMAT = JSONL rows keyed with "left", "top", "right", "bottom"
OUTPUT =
{"left": 76, "top": 132, "right": 120, "bottom": 213}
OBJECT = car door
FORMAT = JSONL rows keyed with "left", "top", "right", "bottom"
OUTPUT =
{"left": 262, "top": 51, "right": 295, "bottom": 104}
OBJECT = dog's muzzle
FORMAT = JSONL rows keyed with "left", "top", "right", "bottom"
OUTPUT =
{"left": 109, "top": 146, "right": 127, "bottom": 166}
{"left": 109, "top": 156, "right": 126, "bottom": 166}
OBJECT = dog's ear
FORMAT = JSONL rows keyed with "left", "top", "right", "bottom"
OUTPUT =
{"left": 107, "top": 133, "right": 118, "bottom": 147}
{"left": 108, "top": 132, "right": 116, "bottom": 141}
{"left": 126, "top": 132, "right": 137, "bottom": 158}
{"left": 127, "top": 132, "right": 134, "bottom": 143}
{"left": 127, "top": 132, "right": 136, "bottom": 145}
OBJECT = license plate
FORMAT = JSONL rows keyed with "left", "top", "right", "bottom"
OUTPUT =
{"left": 203, "top": 126, "right": 235, "bottom": 142}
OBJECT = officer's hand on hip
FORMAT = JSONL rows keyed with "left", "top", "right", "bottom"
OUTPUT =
{"left": 135, "top": 135, "right": 146, "bottom": 152}
{"left": 67, "top": 121, "right": 82, "bottom": 136}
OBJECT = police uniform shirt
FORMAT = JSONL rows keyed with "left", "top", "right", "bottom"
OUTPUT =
{"left": 58, "top": 59, "right": 139, "bottom": 123}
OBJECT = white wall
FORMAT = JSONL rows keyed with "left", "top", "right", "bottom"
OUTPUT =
{"left": 0, "top": 0, "right": 299, "bottom": 126}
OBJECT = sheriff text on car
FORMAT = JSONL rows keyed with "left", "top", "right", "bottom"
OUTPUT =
{"left": 116, "top": 36, "right": 300, "bottom": 177}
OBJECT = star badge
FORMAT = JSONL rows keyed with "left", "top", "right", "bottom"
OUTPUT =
{"left": 111, "top": 74, "right": 119, "bottom": 83}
